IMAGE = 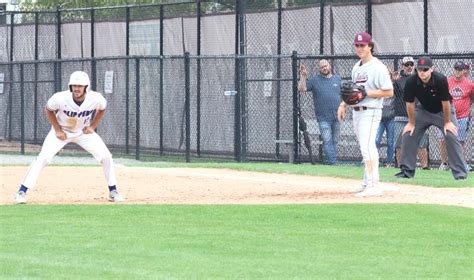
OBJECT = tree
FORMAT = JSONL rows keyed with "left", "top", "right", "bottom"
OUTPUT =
{"left": 19, "top": 0, "right": 163, "bottom": 11}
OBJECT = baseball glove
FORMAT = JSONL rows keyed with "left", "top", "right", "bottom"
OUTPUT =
{"left": 340, "top": 81, "right": 367, "bottom": 105}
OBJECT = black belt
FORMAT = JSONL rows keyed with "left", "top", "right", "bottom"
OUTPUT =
{"left": 353, "top": 106, "right": 368, "bottom": 111}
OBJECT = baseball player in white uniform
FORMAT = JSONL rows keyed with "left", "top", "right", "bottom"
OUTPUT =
{"left": 337, "top": 32, "right": 395, "bottom": 196}
{"left": 15, "top": 71, "right": 124, "bottom": 204}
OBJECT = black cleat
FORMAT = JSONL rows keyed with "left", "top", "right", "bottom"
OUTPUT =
{"left": 395, "top": 171, "right": 411, "bottom": 178}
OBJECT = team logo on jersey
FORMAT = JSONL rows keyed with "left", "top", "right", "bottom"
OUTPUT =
{"left": 354, "top": 72, "right": 368, "bottom": 85}
{"left": 450, "top": 86, "right": 463, "bottom": 99}
{"left": 63, "top": 109, "right": 95, "bottom": 118}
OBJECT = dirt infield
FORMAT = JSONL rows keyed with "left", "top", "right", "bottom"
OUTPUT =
{"left": 1, "top": 166, "right": 472, "bottom": 208}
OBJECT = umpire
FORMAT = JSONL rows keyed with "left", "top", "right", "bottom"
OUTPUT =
{"left": 395, "top": 56, "right": 468, "bottom": 180}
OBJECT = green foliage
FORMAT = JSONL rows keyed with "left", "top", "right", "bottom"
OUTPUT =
{"left": 19, "top": 0, "right": 162, "bottom": 11}
{"left": 1, "top": 204, "right": 472, "bottom": 278}
{"left": 16, "top": 0, "right": 226, "bottom": 22}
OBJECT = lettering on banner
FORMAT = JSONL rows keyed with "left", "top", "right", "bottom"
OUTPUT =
{"left": 436, "top": 35, "right": 457, "bottom": 52}
{"left": 104, "top": 71, "right": 114, "bottom": 94}
{"left": 263, "top": 71, "right": 273, "bottom": 97}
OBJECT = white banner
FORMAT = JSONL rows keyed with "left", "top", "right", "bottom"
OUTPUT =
{"left": 104, "top": 71, "right": 114, "bottom": 94}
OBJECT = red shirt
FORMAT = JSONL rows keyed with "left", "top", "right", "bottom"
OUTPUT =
{"left": 448, "top": 76, "right": 474, "bottom": 119}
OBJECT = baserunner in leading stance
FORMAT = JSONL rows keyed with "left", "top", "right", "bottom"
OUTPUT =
{"left": 15, "top": 71, "right": 124, "bottom": 204}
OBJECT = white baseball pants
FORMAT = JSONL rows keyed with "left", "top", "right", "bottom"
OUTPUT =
{"left": 352, "top": 108, "right": 382, "bottom": 188}
{"left": 22, "top": 129, "right": 117, "bottom": 189}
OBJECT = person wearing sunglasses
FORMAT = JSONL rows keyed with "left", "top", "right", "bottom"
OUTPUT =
{"left": 395, "top": 56, "right": 468, "bottom": 180}
{"left": 393, "top": 56, "right": 429, "bottom": 170}
{"left": 337, "top": 32, "right": 395, "bottom": 197}
{"left": 438, "top": 61, "right": 474, "bottom": 172}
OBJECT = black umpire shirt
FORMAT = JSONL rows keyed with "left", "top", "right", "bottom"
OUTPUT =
{"left": 404, "top": 71, "right": 452, "bottom": 114}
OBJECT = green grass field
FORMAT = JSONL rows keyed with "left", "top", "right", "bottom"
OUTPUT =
{"left": 1, "top": 156, "right": 473, "bottom": 278}
{"left": 138, "top": 161, "right": 473, "bottom": 188}
{"left": 1, "top": 204, "right": 473, "bottom": 279}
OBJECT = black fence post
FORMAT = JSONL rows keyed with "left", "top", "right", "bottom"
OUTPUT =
{"left": 125, "top": 7, "right": 130, "bottom": 56}
{"left": 319, "top": 0, "right": 325, "bottom": 55}
{"left": 34, "top": 12, "right": 39, "bottom": 144}
{"left": 125, "top": 57, "right": 130, "bottom": 154}
{"left": 125, "top": 7, "right": 130, "bottom": 154}
{"left": 184, "top": 52, "right": 191, "bottom": 163}
{"left": 423, "top": 0, "right": 428, "bottom": 53}
{"left": 239, "top": 0, "right": 247, "bottom": 162}
{"left": 275, "top": 0, "right": 282, "bottom": 158}
{"left": 234, "top": 0, "right": 242, "bottom": 162}
{"left": 90, "top": 8, "right": 96, "bottom": 90}
{"left": 196, "top": 0, "right": 202, "bottom": 157}
{"left": 8, "top": 12, "right": 14, "bottom": 141}
{"left": 135, "top": 58, "right": 140, "bottom": 160}
{"left": 234, "top": 57, "right": 242, "bottom": 162}
{"left": 20, "top": 63, "right": 24, "bottom": 154}
{"left": 55, "top": 6, "right": 62, "bottom": 93}
{"left": 291, "top": 51, "right": 299, "bottom": 164}
{"left": 56, "top": 6, "right": 61, "bottom": 61}
{"left": 367, "top": 0, "right": 372, "bottom": 35}
{"left": 159, "top": 4, "right": 164, "bottom": 156}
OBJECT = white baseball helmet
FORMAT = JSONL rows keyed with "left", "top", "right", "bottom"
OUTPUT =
{"left": 68, "top": 71, "right": 90, "bottom": 91}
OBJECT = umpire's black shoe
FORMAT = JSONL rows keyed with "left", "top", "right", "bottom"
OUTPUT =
{"left": 395, "top": 171, "right": 412, "bottom": 178}
{"left": 455, "top": 176, "right": 467, "bottom": 180}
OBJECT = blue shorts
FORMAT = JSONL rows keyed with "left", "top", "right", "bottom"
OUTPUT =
{"left": 456, "top": 117, "right": 470, "bottom": 141}
{"left": 436, "top": 117, "right": 470, "bottom": 141}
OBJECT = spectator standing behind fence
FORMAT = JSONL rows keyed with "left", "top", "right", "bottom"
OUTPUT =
{"left": 14, "top": 71, "right": 125, "bottom": 204}
{"left": 298, "top": 59, "right": 341, "bottom": 165}
{"left": 337, "top": 32, "right": 395, "bottom": 197}
{"left": 395, "top": 57, "right": 468, "bottom": 180}
{"left": 375, "top": 69, "right": 397, "bottom": 167}
{"left": 393, "top": 56, "right": 429, "bottom": 169}
{"left": 438, "top": 61, "right": 474, "bottom": 171}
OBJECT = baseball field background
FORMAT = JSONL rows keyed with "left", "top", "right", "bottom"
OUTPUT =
{"left": 1, "top": 153, "right": 472, "bottom": 278}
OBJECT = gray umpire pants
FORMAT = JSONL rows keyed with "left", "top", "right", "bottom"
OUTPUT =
{"left": 399, "top": 105, "right": 467, "bottom": 179}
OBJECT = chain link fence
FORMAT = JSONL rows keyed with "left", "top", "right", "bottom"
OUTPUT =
{"left": 1, "top": 53, "right": 472, "bottom": 168}
{"left": 0, "top": 1, "right": 472, "bottom": 168}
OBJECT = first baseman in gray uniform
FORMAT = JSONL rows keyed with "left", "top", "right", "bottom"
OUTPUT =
{"left": 395, "top": 56, "right": 468, "bottom": 180}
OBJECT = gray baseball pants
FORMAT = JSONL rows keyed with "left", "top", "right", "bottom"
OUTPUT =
{"left": 399, "top": 106, "right": 467, "bottom": 179}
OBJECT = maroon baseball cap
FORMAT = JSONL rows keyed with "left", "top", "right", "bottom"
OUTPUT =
{"left": 354, "top": 32, "right": 372, "bottom": 45}
{"left": 417, "top": 56, "right": 433, "bottom": 69}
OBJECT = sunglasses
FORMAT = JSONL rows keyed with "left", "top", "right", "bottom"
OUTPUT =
{"left": 417, "top": 68, "right": 431, "bottom": 72}
{"left": 403, "top": 62, "right": 414, "bottom": 67}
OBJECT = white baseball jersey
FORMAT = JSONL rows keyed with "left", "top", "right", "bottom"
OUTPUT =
{"left": 352, "top": 57, "right": 393, "bottom": 108}
{"left": 46, "top": 90, "right": 107, "bottom": 138}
